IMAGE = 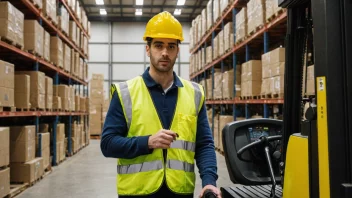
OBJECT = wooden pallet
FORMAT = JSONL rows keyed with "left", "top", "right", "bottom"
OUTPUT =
{"left": 16, "top": 108, "right": 31, "bottom": 112}
{"left": 271, "top": 93, "right": 284, "bottom": 99}
{"left": 221, "top": 3, "right": 232, "bottom": 15}
{"left": 45, "top": 108, "right": 53, "bottom": 112}
{"left": 266, "top": 8, "right": 285, "bottom": 23}
{"left": 0, "top": 36, "right": 23, "bottom": 50}
{"left": 27, "top": 50, "right": 43, "bottom": 58}
{"left": 90, "top": 134, "right": 101, "bottom": 140}
{"left": 4, "top": 183, "right": 29, "bottom": 198}
{"left": 0, "top": 106, "right": 16, "bottom": 112}
{"left": 248, "top": 25, "right": 264, "bottom": 36}
{"left": 240, "top": 96, "right": 261, "bottom": 100}
{"left": 53, "top": 109, "right": 62, "bottom": 112}
{"left": 28, "top": 0, "right": 42, "bottom": 9}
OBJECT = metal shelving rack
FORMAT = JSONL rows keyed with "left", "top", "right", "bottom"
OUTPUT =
{"left": 189, "top": 0, "right": 287, "bottom": 133}
{"left": 0, "top": 0, "right": 90, "bottom": 166}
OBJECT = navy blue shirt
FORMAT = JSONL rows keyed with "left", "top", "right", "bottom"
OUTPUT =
{"left": 100, "top": 68, "right": 218, "bottom": 197}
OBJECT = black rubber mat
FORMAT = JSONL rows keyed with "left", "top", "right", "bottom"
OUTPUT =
{"left": 221, "top": 185, "right": 283, "bottom": 198}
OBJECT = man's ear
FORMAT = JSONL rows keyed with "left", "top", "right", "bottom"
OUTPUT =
{"left": 146, "top": 45, "right": 150, "bottom": 57}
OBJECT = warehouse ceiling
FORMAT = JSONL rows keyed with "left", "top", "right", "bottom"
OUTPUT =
{"left": 81, "top": 0, "right": 207, "bottom": 22}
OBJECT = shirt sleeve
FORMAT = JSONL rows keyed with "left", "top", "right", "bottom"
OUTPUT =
{"left": 194, "top": 101, "right": 219, "bottom": 187}
{"left": 100, "top": 90, "right": 153, "bottom": 159}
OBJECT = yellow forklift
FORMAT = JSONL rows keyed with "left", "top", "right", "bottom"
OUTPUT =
{"left": 219, "top": 0, "right": 352, "bottom": 197}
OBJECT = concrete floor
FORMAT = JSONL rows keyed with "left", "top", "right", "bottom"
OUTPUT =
{"left": 18, "top": 140, "right": 233, "bottom": 198}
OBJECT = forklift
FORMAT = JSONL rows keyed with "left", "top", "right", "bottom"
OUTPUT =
{"left": 218, "top": 0, "right": 352, "bottom": 197}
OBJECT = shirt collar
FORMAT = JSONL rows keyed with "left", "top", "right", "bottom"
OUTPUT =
{"left": 142, "top": 67, "right": 184, "bottom": 88}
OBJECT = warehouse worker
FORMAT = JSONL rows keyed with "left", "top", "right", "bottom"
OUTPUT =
{"left": 101, "top": 11, "right": 221, "bottom": 198}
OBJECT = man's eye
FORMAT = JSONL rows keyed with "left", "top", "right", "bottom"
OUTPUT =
{"left": 169, "top": 45, "right": 175, "bottom": 49}
{"left": 155, "top": 44, "right": 162, "bottom": 48}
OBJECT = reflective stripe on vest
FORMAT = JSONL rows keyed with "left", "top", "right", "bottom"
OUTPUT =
{"left": 191, "top": 82, "right": 202, "bottom": 115}
{"left": 166, "top": 159, "right": 194, "bottom": 172}
{"left": 170, "top": 140, "right": 196, "bottom": 152}
{"left": 119, "top": 82, "right": 132, "bottom": 130}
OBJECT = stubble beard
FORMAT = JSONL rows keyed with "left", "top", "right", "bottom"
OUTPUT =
{"left": 150, "top": 53, "right": 176, "bottom": 73}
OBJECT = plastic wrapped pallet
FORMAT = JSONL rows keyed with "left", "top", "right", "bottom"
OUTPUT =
{"left": 222, "top": 66, "right": 241, "bottom": 99}
{"left": 236, "top": 7, "right": 247, "bottom": 43}
{"left": 218, "top": 30, "right": 224, "bottom": 56}
{"left": 51, "top": 37, "right": 63, "bottom": 68}
{"left": 43, "top": 0, "right": 57, "bottom": 25}
{"left": 69, "top": 21, "right": 77, "bottom": 45}
{"left": 206, "top": 108, "right": 213, "bottom": 130}
{"left": 213, "top": 35, "right": 219, "bottom": 59}
{"left": 220, "top": 0, "right": 229, "bottom": 14}
{"left": 201, "top": 8, "right": 207, "bottom": 37}
{"left": 81, "top": 9, "right": 88, "bottom": 31}
{"left": 68, "top": 0, "right": 76, "bottom": 12}
{"left": 43, "top": 30, "right": 50, "bottom": 61}
{"left": 207, "top": 0, "right": 213, "bottom": 31}
{"left": 206, "top": 78, "right": 213, "bottom": 99}
{"left": 15, "top": 71, "right": 45, "bottom": 109}
{"left": 189, "top": 27, "right": 194, "bottom": 49}
{"left": 80, "top": 58, "right": 84, "bottom": 80}
{"left": 265, "top": 0, "right": 282, "bottom": 22}
{"left": 58, "top": 6, "right": 69, "bottom": 36}
{"left": 213, "top": 114, "right": 219, "bottom": 148}
{"left": 214, "top": 72, "right": 223, "bottom": 99}
{"left": 219, "top": 116, "right": 233, "bottom": 152}
{"left": 213, "top": 0, "right": 221, "bottom": 23}
{"left": 197, "top": 15, "right": 202, "bottom": 44}
{"left": 224, "top": 22, "right": 233, "bottom": 51}
{"left": 63, "top": 44, "right": 71, "bottom": 73}
{"left": 53, "top": 96, "right": 61, "bottom": 110}
{"left": 206, "top": 46, "right": 213, "bottom": 64}
{"left": 45, "top": 77, "right": 53, "bottom": 109}
{"left": 247, "top": 0, "right": 265, "bottom": 35}
{"left": 76, "top": 1, "right": 81, "bottom": 22}
{"left": 0, "top": 2, "right": 24, "bottom": 48}
{"left": 306, "top": 65, "right": 315, "bottom": 95}
{"left": 24, "top": 20, "right": 44, "bottom": 57}
{"left": 76, "top": 27, "right": 81, "bottom": 48}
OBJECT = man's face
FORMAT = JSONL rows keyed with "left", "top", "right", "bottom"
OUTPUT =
{"left": 146, "top": 38, "right": 179, "bottom": 73}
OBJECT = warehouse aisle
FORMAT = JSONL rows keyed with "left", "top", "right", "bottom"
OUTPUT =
{"left": 17, "top": 140, "right": 233, "bottom": 198}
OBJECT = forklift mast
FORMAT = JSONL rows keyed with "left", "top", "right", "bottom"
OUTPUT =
{"left": 279, "top": 0, "right": 352, "bottom": 197}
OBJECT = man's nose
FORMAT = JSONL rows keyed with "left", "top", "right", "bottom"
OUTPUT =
{"left": 161, "top": 47, "right": 169, "bottom": 57}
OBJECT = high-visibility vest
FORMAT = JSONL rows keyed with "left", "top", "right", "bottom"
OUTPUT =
{"left": 111, "top": 75, "right": 204, "bottom": 196}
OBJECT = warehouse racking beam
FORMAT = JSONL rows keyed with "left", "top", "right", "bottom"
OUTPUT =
{"left": 11, "top": 0, "right": 89, "bottom": 60}
{"left": 0, "top": 41, "right": 87, "bottom": 85}
{"left": 60, "top": 0, "right": 90, "bottom": 39}
{"left": 0, "top": 112, "right": 88, "bottom": 118}
{"left": 206, "top": 99, "right": 284, "bottom": 105}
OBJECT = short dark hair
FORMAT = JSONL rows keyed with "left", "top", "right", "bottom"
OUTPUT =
{"left": 146, "top": 37, "right": 180, "bottom": 47}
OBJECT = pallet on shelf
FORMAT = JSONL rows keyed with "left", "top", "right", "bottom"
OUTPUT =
{"left": 28, "top": 0, "right": 41, "bottom": 9}
{"left": 4, "top": 183, "right": 29, "bottom": 198}
{"left": 90, "top": 134, "right": 101, "bottom": 140}
{"left": 0, "top": 106, "right": 16, "bottom": 112}
{"left": 266, "top": 8, "right": 285, "bottom": 23}
{"left": 0, "top": 37, "right": 23, "bottom": 50}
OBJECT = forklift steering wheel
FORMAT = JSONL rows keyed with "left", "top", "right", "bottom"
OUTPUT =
{"left": 237, "top": 135, "right": 282, "bottom": 161}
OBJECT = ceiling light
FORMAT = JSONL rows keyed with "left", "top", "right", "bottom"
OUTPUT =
{"left": 95, "top": 0, "right": 104, "bottom": 5}
{"left": 135, "top": 9, "right": 143, "bottom": 15}
{"left": 177, "top": 0, "right": 186, "bottom": 6}
{"left": 100, "top": 9, "right": 107, "bottom": 15}
{"left": 136, "top": 0, "right": 143, "bottom": 5}
{"left": 174, "top": 9, "right": 182, "bottom": 15}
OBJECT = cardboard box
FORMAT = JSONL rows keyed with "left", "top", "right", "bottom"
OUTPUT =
{"left": 75, "top": 95, "right": 80, "bottom": 111}
{"left": 69, "top": 21, "right": 77, "bottom": 44}
{"left": 0, "top": 87, "right": 14, "bottom": 107}
{"left": 271, "top": 62, "right": 285, "bottom": 77}
{"left": 0, "top": 168, "right": 10, "bottom": 198}
{"left": 50, "top": 37, "right": 63, "bottom": 68}
{"left": 261, "top": 78, "right": 270, "bottom": 95}
{"left": 58, "top": 6, "right": 69, "bottom": 36}
{"left": 56, "top": 123, "right": 65, "bottom": 142}
{"left": 247, "top": 80, "right": 262, "bottom": 96}
{"left": 247, "top": 0, "right": 265, "bottom": 35}
{"left": 219, "top": 116, "right": 233, "bottom": 152}
{"left": 16, "top": 71, "right": 45, "bottom": 109}
{"left": 10, "top": 157, "right": 43, "bottom": 183}
{"left": 213, "top": 114, "right": 219, "bottom": 148}
{"left": 0, "top": 60, "right": 15, "bottom": 89}
{"left": 55, "top": 141, "right": 65, "bottom": 162}
{"left": 236, "top": 7, "right": 247, "bottom": 43}
{"left": 45, "top": 77, "right": 53, "bottom": 109}
{"left": 44, "top": 30, "right": 50, "bottom": 61}
{"left": 63, "top": 44, "right": 71, "bottom": 72}
{"left": 54, "top": 85, "right": 69, "bottom": 98}
{"left": 246, "top": 60, "right": 262, "bottom": 81}
{"left": 0, "top": 2, "right": 24, "bottom": 47}
{"left": 0, "top": 127, "right": 9, "bottom": 167}
{"left": 213, "top": 72, "right": 223, "bottom": 99}
{"left": 36, "top": 133, "right": 50, "bottom": 170}
{"left": 24, "top": 20, "right": 44, "bottom": 57}
{"left": 43, "top": 0, "right": 57, "bottom": 25}
{"left": 10, "top": 126, "right": 36, "bottom": 163}
{"left": 53, "top": 96, "right": 61, "bottom": 110}
{"left": 273, "top": 76, "right": 284, "bottom": 95}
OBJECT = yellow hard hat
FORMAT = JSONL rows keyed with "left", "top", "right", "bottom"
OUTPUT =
{"left": 143, "top": 11, "right": 184, "bottom": 42}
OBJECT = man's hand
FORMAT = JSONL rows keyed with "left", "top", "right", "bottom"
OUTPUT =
{"left": 148, "top": 129, "right": 178, "bottom": 149}
{"left": 199, "top": 185, "right": 222, "bottom": 198}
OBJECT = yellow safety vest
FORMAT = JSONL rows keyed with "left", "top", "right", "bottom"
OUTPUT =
{"left": 111, "top": 76, "right": 204, "bottom": 196}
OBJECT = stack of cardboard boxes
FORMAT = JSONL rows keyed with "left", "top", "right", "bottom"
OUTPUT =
{"left": 58, "top": 6, "right": 69, "bottom": 36}
{"left": 222, "top": 66, "right": 241, "bottom": 99}
{"left": 0, "top": 127, "right": 10, "bottom": 198}
{"left": 44, "top": 31, "right": 50, "bottom": 61}
{"left": 241, "top": 60, "right": 262, "bottom": 98}
{"left": 102, "top": 99, "right": 110, "bottom": 126}
{"left": 224, "top": 22, "right": 234, "bottom": 52}
{"left": 219, "top": 115, "right": 233, "bottom": 152}
{"left": 265, "top": 0, "right": 283, "bottom": 22}
{"left": 24, "top": 20, "right": 44, "bottom": 57}
{"left": 213, "top": 69, "right": 223, "bottom": 99}
{"left": 235, "top": 7, "right": 247, "bottom": 43}
{"left": 63, "top": 44, "right": 71, "bottom": 73}
{"left": 0, "top": 60, "right": 14, "bottom": 109}
{"left": 0, "top": 2, "right": 24, "bottom": 48}
{"left": 10, "top": 126, "right": 44, "bottom": 184}
{"left": 247, "top": 0, "right": 265, "bottom": 35}
{"left": 45, "top": 77, "right": 53, "bottom": 110}
{"left": 51, "top": 37, "right": 64, "bottom": 68}
{"left": 56, "top": 123, "right": 66, "bottom": 163}
{"left": 15, "top": 74, "right": 30, "bottom": 109}
{"left": 89, "top": 74, "right": 104, "bottom": 135}
{"left": 43, "top": 0, "right": 58, "bottom": 25}
{"left": 54, "top": 85, "right": 70, "bottom": 111}
{"left": 15, "top": 71, "right": 46, "bottom": 109}
{"left": 261, "top": 47, "right": 285, "bottom": 98}
{"left": 36, "top": 133, "right": 50, "bottom": 171}
{"left": 71, "top": 122, "right": 82, "bottom": 153}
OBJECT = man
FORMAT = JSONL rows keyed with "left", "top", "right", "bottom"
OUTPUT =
{"left": 101, "top": 11, "right": 221, "bottom": 198}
